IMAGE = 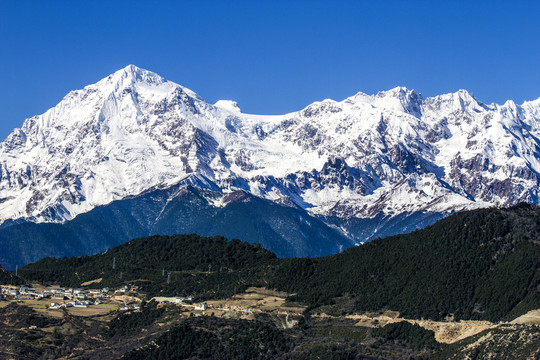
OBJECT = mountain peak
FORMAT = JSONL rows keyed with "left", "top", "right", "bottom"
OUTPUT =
{"left": 105, "top": 64, "right": 167, "bottom": 87}
{"left": 123, "top": 64, "right": 142, "bottom": 73}
{"left": 378, "top": 86, "right": 417, "bottom": 97}
{"left": 454, "top": 89, "right": 476, "bottom": 101}
{"left": 346, "top": 86, "right": 423, "bottom": 116}
{"left": 116, "top": 64, "right": 154, "bottom": 76}
{"left": 429, "top": 89, "right": 490, "bottom": 113}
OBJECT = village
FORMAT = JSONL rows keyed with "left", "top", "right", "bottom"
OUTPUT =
{"left": 0, "top": 283, "right": 306, "bottom": 321}
{"left": 0, "top": 283, "right": 134, "bottom": 311}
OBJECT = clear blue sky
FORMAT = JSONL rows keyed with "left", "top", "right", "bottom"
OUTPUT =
{"left": 1, "top": 1, "right": 539, "bottom": 140}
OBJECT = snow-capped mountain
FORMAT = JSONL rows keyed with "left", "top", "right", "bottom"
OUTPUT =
{"left": 1, "top": 65, "right": 539, "bottom": 245}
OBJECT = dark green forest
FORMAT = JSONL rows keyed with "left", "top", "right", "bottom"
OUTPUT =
{"left": 268, "top": 204, "right": 540, "bottom": 321}
{"left": 18, "top": 234, "right": 276, "bottom": 300}
{"left": 372, "top": 322, "right": 440, "bottom": 351}
{"left": 0, "top": 265, "right": 22, "bottom": 285}
{"left": 121, "top": 317, "right": 292, "bottom": 360}
{"left": 17, "top": 204, "right": 540, "bottom": 322}
{"left": 108, "top": 300, "right": 165, "bottom": 337}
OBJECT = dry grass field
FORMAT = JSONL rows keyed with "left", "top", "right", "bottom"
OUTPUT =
{"left": 206, "top": 287, "right": 305, "bottom": 315}
{"left": 2, "top": 298, "right": 118, "bottom": 318}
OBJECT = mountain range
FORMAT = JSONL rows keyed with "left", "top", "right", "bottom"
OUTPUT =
{"left": 1, "top": 65, "right": 539, "bottom": 268}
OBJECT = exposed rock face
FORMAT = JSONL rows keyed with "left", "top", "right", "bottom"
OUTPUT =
{"left": 0, "top": 65, "right": 539, "bottom": 254}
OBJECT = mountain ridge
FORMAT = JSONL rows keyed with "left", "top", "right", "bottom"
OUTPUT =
{"left": 1, "top": 65, "right": 539, "bottom": 263}
{"left": 0, "top": 183, "right": 355, "bottom": 269}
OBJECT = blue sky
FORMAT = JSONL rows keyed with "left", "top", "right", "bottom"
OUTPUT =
{"left": 0, "top": 1, "right": 539, "bottom": 140}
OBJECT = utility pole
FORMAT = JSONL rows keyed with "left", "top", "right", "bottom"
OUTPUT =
{"left": 112, "top": 257, "right": 116, "bottom": 270}
{"left": 167, "top": 272, "right": 171, "bottom": 284}
{"left": 162, "top": 268, "right": 165, "bottom": 277}
{"left": 208, "top": 264, "right": 211, "bottom": 273}
{"left": 15, "top": 265, "right": 18, "bottom": 277}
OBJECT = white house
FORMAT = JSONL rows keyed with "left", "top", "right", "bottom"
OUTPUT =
{"left": 194, "top": 302, "right": 208, "bottom": 310}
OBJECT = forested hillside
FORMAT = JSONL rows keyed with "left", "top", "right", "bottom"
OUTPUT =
{"left": 18, "top": 234, "right": 276, "bottom": 299}
{"left": 0, "top": 265, "right": 22, "bottom": 285}
{"left": 270, "top": 204, "right": 540, "bottom": 321}
{"left": 18, "top": 204, "right": 540, "bottom": 322}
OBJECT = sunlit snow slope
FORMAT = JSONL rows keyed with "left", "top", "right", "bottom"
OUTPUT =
{"left": 1, "top": 65, "right": 539, "bottom": 240}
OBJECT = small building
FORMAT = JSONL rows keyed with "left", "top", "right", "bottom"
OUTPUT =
{"left": 175, "top": 297, "right": 193, "bottom": 304}
{"left": 75, "top": 292, "right": 88, "bottom": 299}
{"left": 194, "top": 302, "right": 208, "bottom": 311}
{"left": 20, "top": 286, "right": 37, "bottom": 295}
{"left": 50, "top": 302, "right": 61, "bottom": 309}
{"left": 0, "top": 285, "right": 16, "bottom": 294}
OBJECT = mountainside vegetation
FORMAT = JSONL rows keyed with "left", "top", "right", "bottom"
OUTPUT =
{"left": 18, "top": 233, "right": 276, "bottom": 300}
{"left": 0, "top": 265, "right": 22, "bottom": 285}
{"left": 372, "top": 322, "right": 440, "bottom": 351}
{"left": 121, "top": 317, "right": 293, "bottom": 360}
{"left": 269, "top": 203, "right": 540, "bottom": 321}
{"left": 17, "top": 204, "right": 540, "bottom": 323}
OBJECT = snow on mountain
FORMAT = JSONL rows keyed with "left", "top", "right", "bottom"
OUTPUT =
{"left": 1, "top": 65, "right": 539, "bottom": 240}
